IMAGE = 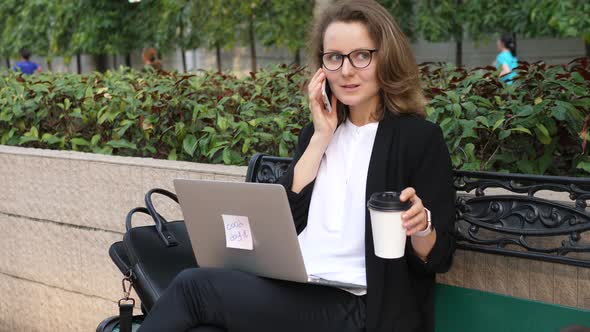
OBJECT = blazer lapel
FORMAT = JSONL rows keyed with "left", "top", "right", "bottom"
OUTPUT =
{"left": 365, "top": 115, "right": 397, "bottom": 253}
{"left": 364, "top": 115, "right": 398, "bottom": 330}
{"left": 366, "top": 116, "right": 395, "bottom": 203}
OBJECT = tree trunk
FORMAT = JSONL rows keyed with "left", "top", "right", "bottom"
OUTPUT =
{"left": 455, "top": 41, "right": 463, "bottom": 67}
{"left": 585, "top": 40, "right": 589, "bottom": 58}
{"left": 125, "top": 53, "right": 131, "bottom": 68}
{"left": 95, "top": 54, "right": 108, "bottom": 73}
{"left": 294, "top": 49, "right": 301, "bottom": 66}
{"left": 113, "top": 55, "right": 118, "bottom": 69}
{"left": 179, "top": 23, "right": 187, "bottom": 72}
{"left": 249, "top": 15, "right": 257, "bottom": 72}
{"left": 455, "top": 0, "right": 463, "bottom": 67}
{"left": 5, "top": 58, "right": 10, "bottom": 69}
{"left": 216, "top": 43, "right": 222, "bottom": 72}
{"left": 76, "top": 54, "right": 82, "bottom": 74}
{"left": 46, "top": 59, "right": 53, "bottom": 72}
{"left": 181, "top": 49, "right": 187, "bottom": 72}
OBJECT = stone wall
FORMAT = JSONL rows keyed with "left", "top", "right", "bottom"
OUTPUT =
{"left": 0, "top": 145, "right": 245, "bottom": 331}
{"left": 438, "top": 251, "right": 590, "bottom": 309}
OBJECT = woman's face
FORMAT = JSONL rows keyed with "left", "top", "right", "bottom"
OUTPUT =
{"left": 323, "top": 21, "right": 380, "bottom": 113}
{"left": 496, "top": 39, "right": 504, "bottom": 51}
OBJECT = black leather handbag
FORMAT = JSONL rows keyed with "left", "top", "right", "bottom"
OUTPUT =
{"left": 116, "top": 188, "right": 198, "bottom": 310}
{"left": 100, "top": 188, "right": 224, "bottom": 332}
{"left": 98, "top": 154, "right": 288, "bottom": 331}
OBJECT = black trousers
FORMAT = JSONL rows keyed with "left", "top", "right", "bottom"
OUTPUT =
{"left": 138, "top": 267, "right": 366, "bottom": 332}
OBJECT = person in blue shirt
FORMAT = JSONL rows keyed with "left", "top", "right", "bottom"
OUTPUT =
{"left": 13, "top": 49, "right": 42, "bottom": 75}
{"left": 494, "top": 33, "right": 518, "bottom": 84}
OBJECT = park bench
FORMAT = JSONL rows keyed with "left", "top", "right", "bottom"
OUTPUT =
{"left": 247, "top": 153, "right": 590, "bottom": 332}
{"left": 99, "top": 153, "right": 590, "bottom": 332}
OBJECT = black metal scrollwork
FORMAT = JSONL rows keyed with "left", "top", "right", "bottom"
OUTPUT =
{"left": 454, "top": 170, "right": 590, "bottom": 267}
{"left": 246, "top": 153, "right": 291, "bottom": 184}
{"left": 254, "top": 161, "right": 290, "bottom": 183}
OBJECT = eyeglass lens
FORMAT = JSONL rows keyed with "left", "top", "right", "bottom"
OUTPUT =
{"left": 322, "top": 50, "right": 373, "bottom": 70}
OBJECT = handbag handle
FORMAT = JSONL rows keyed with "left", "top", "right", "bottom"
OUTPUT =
{"left": 125, "top": 206, "right": 167, "bottom": 232}
{"left": 145, "top": 188, "right": 180, "bottom": 247}
{"left": 125, "top": 207, "right": 151, "bottom": 231}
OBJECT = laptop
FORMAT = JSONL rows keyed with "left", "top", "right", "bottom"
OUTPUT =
{"left": 173, "top": 179, "right": 366, "bottom": 290}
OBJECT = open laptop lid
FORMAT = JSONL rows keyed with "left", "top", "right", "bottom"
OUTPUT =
{"left": 173, "top": 179, "right": 310, "bottom": 283}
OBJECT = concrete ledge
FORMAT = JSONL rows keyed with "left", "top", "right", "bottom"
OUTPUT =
{"left": 0, "top": 145, "right": 246, "bottom": 233}
{"left": 0, "top": 145, "right": 246, "bottom": 175}
{"left": 437, "top": 249, "right": 590, "bottom": 309}
{"left": 0, "top": 272, "right": 129, "bottom": 331}
{"left": 0, "top": 213, "right": 124, "bottom": 300}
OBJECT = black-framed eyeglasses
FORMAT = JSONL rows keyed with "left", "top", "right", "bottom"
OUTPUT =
{"left": 321, "top": 49, "right": 378, "bottom": 71}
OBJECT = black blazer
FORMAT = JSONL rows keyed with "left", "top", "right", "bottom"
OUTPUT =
{"left": 279, "top": 113, "right": 456, "bottom": 332}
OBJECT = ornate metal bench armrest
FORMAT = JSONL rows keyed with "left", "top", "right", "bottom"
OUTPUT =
{"left": 454, "top": 170, "right": 590, "bottom": 268}
{"left": 246, "top": 153, "right": 293, "bottom": 184}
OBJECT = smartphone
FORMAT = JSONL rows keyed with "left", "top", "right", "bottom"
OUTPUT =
{"left": 321, "top": 79, "right": 333, "bottom": 113}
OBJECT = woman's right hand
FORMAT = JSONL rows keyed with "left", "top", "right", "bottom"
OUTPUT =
{"left": 291, "top": 69, "right": 338, "bottom": 193}
{"left": 307, "top": 68, "right": 338, "bottom": 141}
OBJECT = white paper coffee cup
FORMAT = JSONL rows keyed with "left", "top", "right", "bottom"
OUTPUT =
{"left": 367, "top": 192, "right": 411, "bottom": 259}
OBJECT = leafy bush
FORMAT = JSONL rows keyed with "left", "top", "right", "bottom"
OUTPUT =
{"left": 422, "top": 57, "right": 590, "bottom": 176}
{"left": 0, "top": 65, "right": 309, "bottom": 164}
{"left": 1, "top": 59, "right": 589, "bottom": 176}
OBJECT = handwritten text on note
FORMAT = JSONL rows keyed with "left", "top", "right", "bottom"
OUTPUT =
{"left": 222, "top": 214, "right": 253, "bottom": 250}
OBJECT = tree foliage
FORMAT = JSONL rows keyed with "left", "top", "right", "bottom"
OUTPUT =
{"left": 0, "top": 0, "right": 587, "bottom": 68}
{"left": 419, "top": 0, "right": 590, "bottom": 44}
{"left": 256, "top": 0, "right": 314, "bottom": 52}
{"left": 0, "top": 0, "right": 367, "bottom": 64}
{"left": 533, "top": 0, "right": 590, "bottom": 43}
{"left": 0, "top": 1, "right": 51, "bottom": 58}
{"left": 376, "top": 0, "right": 416, "bottom": 40}
{"left": 417, "top": 0, "right": 463, "bottom": 42}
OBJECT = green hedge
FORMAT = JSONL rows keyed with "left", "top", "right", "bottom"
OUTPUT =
{"left": 423, "top": 58, "right": 590, "bottom": 176}
{"left": 1, "top": 60, "right": 589, "bottom": 176}
{"left": 0, "top": 65, "right": 309, "bottom": 165}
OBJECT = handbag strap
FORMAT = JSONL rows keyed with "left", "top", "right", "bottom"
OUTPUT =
{"left": 118, "top": 301, "right": 134, "bottom": 332}
{"left": 144, "top": 188, "right": 179, "bottom": 247}
{"left": 118, "top": 273, "right": 135, "bottom": 332}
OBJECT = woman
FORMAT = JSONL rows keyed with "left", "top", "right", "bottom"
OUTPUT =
{"left": 494, "top": 33, "right": 518, "bottom": 84}
{"left": 138, "top": 1, "right": 455, "bottom": 331}
{"left": 142, "top": 47, "right": 162, "bottom": 71}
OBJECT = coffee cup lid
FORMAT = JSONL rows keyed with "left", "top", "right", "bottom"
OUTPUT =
{"left": 367, "top": 191, "right": 411, "bottom": 211}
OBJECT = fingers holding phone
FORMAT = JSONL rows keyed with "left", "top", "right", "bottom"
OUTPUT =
{"left": 308, "top": 69, "right": 325, "bottom": 111}
{"left": 307, "top": 69, "right": 338, "bottom": 137}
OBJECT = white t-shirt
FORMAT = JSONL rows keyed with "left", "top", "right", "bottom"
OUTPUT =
{"left": 298, "top": 118, "right": 378, "bottom": 291}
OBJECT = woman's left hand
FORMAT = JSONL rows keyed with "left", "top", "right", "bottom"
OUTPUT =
{"left": 400, "top": 187, "right": 429, "bottom": 236}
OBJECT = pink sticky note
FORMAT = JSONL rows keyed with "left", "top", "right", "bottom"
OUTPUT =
{"left": 222, "top": 214, "right": 253, "bottom": 250}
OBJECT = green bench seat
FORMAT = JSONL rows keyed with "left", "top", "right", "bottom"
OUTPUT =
{"left": 435, "top": 284, "right": 590, "bottom": 332}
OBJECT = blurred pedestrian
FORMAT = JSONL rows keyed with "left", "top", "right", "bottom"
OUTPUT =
{"left": 494, "top": 33, "right": 518, "bottom": 84}
{"left": 142, "top": 47, "right": 162, "bottom": 71}
{"left": 13, "top": 49, "right": 42, "bottom": 75}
